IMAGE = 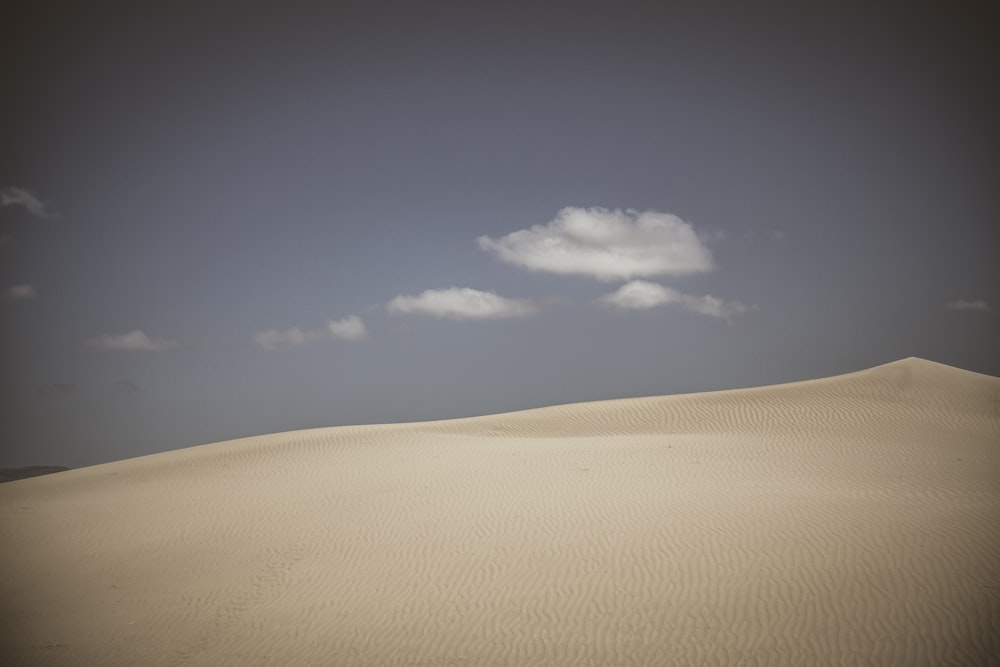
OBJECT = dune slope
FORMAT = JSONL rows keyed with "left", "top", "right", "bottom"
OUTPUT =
{"left": 1, "top": 357, "right": 998, "bottom": 666}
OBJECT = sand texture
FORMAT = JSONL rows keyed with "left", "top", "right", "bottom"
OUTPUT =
{"left": 2, "top": 357, "right": 998, "bottom": 666}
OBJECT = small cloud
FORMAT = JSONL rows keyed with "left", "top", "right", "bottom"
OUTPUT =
{"left": 38, "top": 382, "right": 79, "bottom": 397}
{"left": 478, "top": 207, "right": 713, "bottom": 281}
{"left": 112, "top": 379, "right": 141, "bottom": 395}
{"left": 387, "top": 287, "right": 539, "bottom": 320}
{"left": 6, "top": 284, "right": 36, "bottom": 300}
{"left": 770, "top": 229, "right": 787, "bottom": 242}
{"left": 946, "top": 299, "right": 991, "bottom": 312}
{"left": 598, "top": 280, "right": 679, "bottom": 310}
{"left": 680, "top": 293, "right": 755, "bottom": 319}
{"left": 599, "top": 280, "right": 754, "bottom": 321}
{"left": 328, "top": 315, "right": 368, "bottom": 341}
{"left": 1, "top": 186, "right": 55, "bottom": 218}
{"left": 86, "top": 330, "right": 180, "bottom": 351}
{"left": 254, "top": 315, "right": 368, "bottom": 349}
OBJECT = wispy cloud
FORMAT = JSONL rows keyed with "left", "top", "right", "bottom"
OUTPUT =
{"left": 87, "top": 330, "right": 180, "bottom": 351}
{"left": 599, "top": 280, "right": 753, "bottom": 320}
{"left": 679, "top": 294, "right": 755, "bottom": 319}
{"left": 946, "top": 299, "right": 991, "bottom": 312}
{"left": 387, "top": 287, "right": 539, "bottom": 320}
{"left": 6, "top": 284, "right": 37, "bottom": 300}
{"left": 327, "top": 315, "right": 368, "bottom": 341}
{"left": 1, "top": 187, "right": 55, "bottom": 218}
{"left": 253, "top": 315, "right": 368, "bottom": 349}
{"left": 478, "top": 207, "right": 713, "bottom": 281}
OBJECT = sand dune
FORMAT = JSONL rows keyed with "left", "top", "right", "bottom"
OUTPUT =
{"left": 1, "top": 357, "right": 998, "bottom": 666}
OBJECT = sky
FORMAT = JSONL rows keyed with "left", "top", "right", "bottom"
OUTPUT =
{"left": 1, "top": 0, "right": 997, "bottom": 468}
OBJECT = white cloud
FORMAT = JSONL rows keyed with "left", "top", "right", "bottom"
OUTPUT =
{"left": 680, "top": 294, "right": 754, "bottom": 319}
{"left": 387, "top": 287, "right": 539, "bottom": 320}
{"left": 477, "top": 207, "right": 713, "bottom": 281}
{"left": 254, "top": 315, "right": 368, "bottom": 349}
{"left": 598, "top": 280, "right": 678, "bottom": 310}
{"left": 946, "top": 299, "right": 991, "bottom": 312}
{"left": 7, "top": 284, "right": 37, "bottom": 299}
{"left": 1, "top": 187, "right": 54, "bottom": 218}
{"left": 327, "top": 315, "right": 368, "bottom": 341}
{"left": 599, "top": 280, "right": 753, "bottom": 320}
{"left": 87, "top": 330, "right": 180, "bottom": 351}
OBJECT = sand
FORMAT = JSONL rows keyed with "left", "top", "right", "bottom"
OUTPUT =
{"left": 1, "top": 357, "right": 998, "bottom": 666}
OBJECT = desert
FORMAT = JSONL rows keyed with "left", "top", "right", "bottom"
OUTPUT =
{"left": 4, "top": 1, "right": 997, "bottom": 664}
{"left": 1, "top": 357, "right": 997, "bottom": 666}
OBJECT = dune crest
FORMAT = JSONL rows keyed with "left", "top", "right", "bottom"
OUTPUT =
{"left": 2, "top": 358, "right": 998, "bottom": 666}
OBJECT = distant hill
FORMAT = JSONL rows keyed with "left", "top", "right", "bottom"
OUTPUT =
{"left": 0, "top": 466, "right": 70, "bottom": 483}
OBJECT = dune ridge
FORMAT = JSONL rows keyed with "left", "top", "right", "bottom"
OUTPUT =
{"left": 1, "top": 357, "right": 998, "bottom": 666}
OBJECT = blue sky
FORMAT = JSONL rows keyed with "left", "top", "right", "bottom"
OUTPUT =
{"left": 1, "top": 1, "right": 997, "bottom": 467}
